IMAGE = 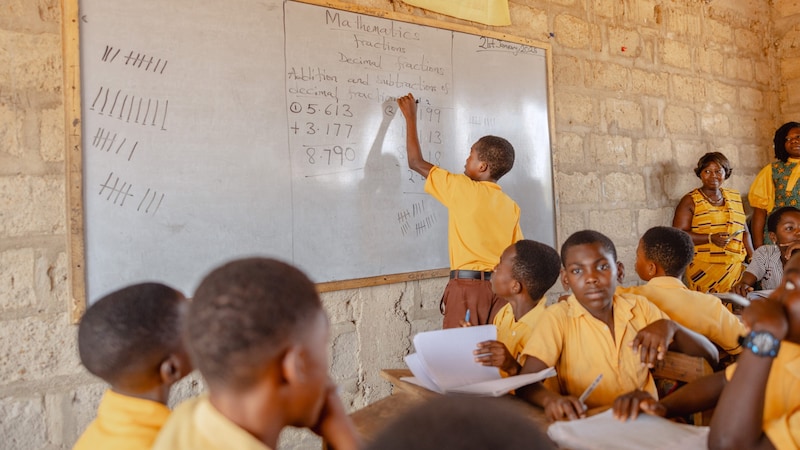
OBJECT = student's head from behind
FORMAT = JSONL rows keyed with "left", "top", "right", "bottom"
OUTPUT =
{"left": 492, "top": 239, "right": 561, "bottom": 301}
{"left": 186, "top": 257, "right": 330, "bottom": 428}
{"left": 365, "top": 395, "right": 556, "bottom": 450}
{"left": 77, "top": 282, "right": 190, "bottom": 401}
{"left": 767, "top": 206, "right": 800, "bottom": 245}
{"left": 559, "top": 230, "right": 621, "bottom": 306}
{"left": 693, "top": 151, "right": 732, "bottom": 180}
{"left": 466, "top": 135, "right": 514, "bottom": 181}
{"left": 773, "top": 121, "right": 800, "bottom": 162}
{"left": 636, "top": 226, "right": 694, "bottom": 281}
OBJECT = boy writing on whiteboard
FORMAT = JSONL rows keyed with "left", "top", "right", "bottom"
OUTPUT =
{"left": 397, "top": 92, "right": 524, "bottom": 329}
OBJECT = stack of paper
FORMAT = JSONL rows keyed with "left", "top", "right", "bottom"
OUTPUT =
{"left": 402, "top": 325, "right": 556, "bottom": 397}
{"left": 547, "top": 410, "right": 709, "bottom": 450}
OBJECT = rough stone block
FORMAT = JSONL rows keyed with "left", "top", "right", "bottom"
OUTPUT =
{"left": 553, "top": 54, "right": 583, "bottom": 87}
{"left": 587, "top": 209, "right": 633, "bottom": 243}
{"left": 664, "top": 172, "right": 699, "bottom": 200}
{"left": 725, "top": 56, "right": 754, "bottom": 82}
{"left": 728, "top": 114, "right": 762, "bottom": 139}
{"left": 556, "top": 172, "right": 601, "bottom": 205}
{"left": 0, "top": 314, "right": 83, "bottom": 384}
{"left": 661, "top": 39, "right": 692, "bottom": 70}
{"left": 605, "top": 99, "right": 643, "bottom": 132}
{"left": 635, "top": 138, "right": 673, "bottom": 166}
{"left": 637, "top": 207, "right": 675, "bottom": 236}
{"left": 555, "top": 92, "right": 598, "bottom": 127}
{"left": 631, "top": 69, "right": 668, "bottom": 96}
{"left": 737, "top": 143, "right": 767, "bottom": 169}
{"left": 0, "top": 248, "right": 36, "bottom": 310}
{"left": 46, "top": 381, "right": 107, "bottom": 447}
{"left": 782, "top": 56, "right": 800, "bottom": 80}
{"left": 697, "top": 47, "right": 725, "bottom": 77}
{"left": 706, "top": 19, "right": 734, "bottom": 45}
{"left": 739, "top": 86, "right": 764, "bottom": 111}
{"left": 590, "top": 134, "right": 633, "bottom": 166}
{"left": 40, "top": 105, "right": 64, "bottom": 162}
{"left": 0, "top": 395, "right": 47, "bottom": 449}
{"left": 755, "top": 60, "right": 771, "bottom": 85}
{"left": 321, "top": 290, "right": 357, "bottom": 325}
{"left": 701, "top": 113, "right": 730, "bottom": 136}
{"left": 665, "top": 6, "right": 702, "bottom": 38}
{"left": 509, "top": 5, "right": 548, "bottom": 41}
{"left": 0, "top": 98, "right": 22, "bottom": 158}
{"left": 0, "top": 30, "right": 62, "bottom": 93}
{"left": 554, "top": 14, "right": 591, "bottom": 49}
{"left": 674, "top": 140, "right": 708, "bottom": 167}
{"left": 586, "top": 61, "right": 629, "bottom": 91}
{"left": 671, "top": 74, "right": 706, "bottom": 104}
{"left": 554, "top": 132, "right": 585, "bottom": 167}
{"left": 330, "top": 329, "right": 359, "bottom": 381}
{"left": 608, "top": 26, "right": 641, "bottom": 56}
{"left": 604, "top": 172, "right": 646, "bottom": 202}
{"left": 787, "top": 79, "right": 800, "bottom": 106}
{"left": 664, "top": 105, "right": 697, "bottom": 134}
{"left": 733, "top": 27, "right": 762, "bottom": 55}
{"left": 168, "top": 371, "right": 205, "bottom": 408}
{"left": 708, "top": 80, "right": 737, "bottom": 107}
{"left": 0, "top": 175, "right": 66, "bottom": 237}
{"left": 557, "top": 211, "right": 586, "bottom": 243}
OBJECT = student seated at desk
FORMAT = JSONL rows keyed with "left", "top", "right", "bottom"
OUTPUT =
{"left": 515, "top": 230, "right": 719, "bottom": 422}
{"left": 733, "top": 206, "right": 800, "bottom": 296}
{"left": 365, "top": 395, "right": 556, "bottom": 450}
{"left": 472, "top": 239, "right": 561, "bottom": 376}
{"left": 612, "top": 251, "right": 800, "bottom": 450}
{"left": 152, "top": 258, "right": 360, "bottom": 450}
{"left": 73, "top": 283, "right": 192, "bottom": 450}
{"left": 618, "top": 226, "right": 746, "bottom": 357}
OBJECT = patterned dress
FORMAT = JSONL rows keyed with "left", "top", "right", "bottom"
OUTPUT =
{"left": 764, "top": 161, "right": 800, "bottom": 244}
{"left": 685, "top": 188, "right": 748, "bottom": 293}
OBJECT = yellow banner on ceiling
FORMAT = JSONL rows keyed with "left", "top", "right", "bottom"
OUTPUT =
{"left": 402, "top": 0, "right": 511, "bottom": 26}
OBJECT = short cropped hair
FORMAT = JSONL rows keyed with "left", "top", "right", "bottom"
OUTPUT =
{"left": 474, "top": 135, "right": 514, "bottom": 181}
{"left": 774, "top": 122, "right": 800, "bottom": 162}
{"left": 767, "top": 206, "right": 800, "bottom": 233}
{"left": 560, "top": 230, "right": 618, "bottom": 264}
{"left": 365, "top": 395, "right": 556, "bottom": 450}
{"left": 513, "top": 240, "right": 561, "bottom": 300}
{"left": 78, "top": 283, "right": 184, "bottom": 385}
{"left": 694, "top": 152, "right": 732, "bottom": 179}
{"left": 641, "top": 227, "right": 694, "bottom": 277}
{"left": 186, "top": 257, "right": 322, "bottom": 390}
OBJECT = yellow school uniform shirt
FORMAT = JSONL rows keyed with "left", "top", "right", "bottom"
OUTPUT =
{"left": 725, "top": 341, "right": 800, "bottom": 450}
{"left": 73, "top": 389, "right": 170, "bottom": 450}
{"left": 425, "top": 166, "right": 523, "bottom": 271}
{"left": 749, "top": 157, "right": 800, "bottom": 211}
{"left": 152, "top": 395, "right": 271, "bottom": 450}
{"left": 493, "top": 299, "right": 547, "bottom": 373}
{"left": 617, "top": 277, "right": 745, "bottom": 355}
{"left": 521, "top": 293, "right": 668, "bottom": 409}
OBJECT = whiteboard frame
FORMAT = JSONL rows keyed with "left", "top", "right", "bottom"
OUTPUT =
{"left": 62, "top": 0, "right": 557, "bottom": 321}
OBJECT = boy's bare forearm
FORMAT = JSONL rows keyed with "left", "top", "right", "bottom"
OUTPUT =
{"left": 670, "top": 322, "right": 720, "bottom": 367}
{"left": 659, "top": 371, "right": 725, "bottom": 418}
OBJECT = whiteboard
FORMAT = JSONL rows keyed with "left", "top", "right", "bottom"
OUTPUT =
{"left": 78, "top": 0, "right": 555, "bottom": 300}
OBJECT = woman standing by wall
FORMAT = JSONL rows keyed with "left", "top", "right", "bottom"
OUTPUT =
{"left": 749, "top": 122, "right": 800, "bottom": 248}
{"left": 673, "top": 152, "right": 753, "bottom": 293}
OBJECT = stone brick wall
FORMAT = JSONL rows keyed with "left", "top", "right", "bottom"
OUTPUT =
{"left": 0, "top": 0, "right": 795, "bottom": 449}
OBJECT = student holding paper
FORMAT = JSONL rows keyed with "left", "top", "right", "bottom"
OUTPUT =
{"left": 472, "top": 239, "right": 561, "bottom": 377}
{"left": 514, "top": 230, "right": 718, "bottom": 422}
{"left": 612, "top": 251, "right": 800, "bottom": 449}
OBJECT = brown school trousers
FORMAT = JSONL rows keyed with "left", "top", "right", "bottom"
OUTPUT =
{"left": 440, "top": 278, "right": 508, "bottom": 329}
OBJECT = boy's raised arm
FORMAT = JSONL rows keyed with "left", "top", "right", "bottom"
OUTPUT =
{"left": 396, "top": 93, "right": 433, "bottom": 177}
{"left": 632, "top": 319, "right": 719, "bottom": 368}
{"left": 668, "top": 321, "right": 720, "bottom": 367}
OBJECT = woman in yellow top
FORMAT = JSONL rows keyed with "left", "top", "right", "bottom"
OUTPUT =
{"left": 672, "top": 152, "right": 753, "bottom": 293}
{"left": 749, "top": 121, "right": 800, "bottom": 247}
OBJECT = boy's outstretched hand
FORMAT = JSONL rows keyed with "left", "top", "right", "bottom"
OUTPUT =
{"left": 630, "top": 319, "right": 676, "bottom": 368}
{"left": 474, "top": 340, "right": 520, "bottom": 376}
{"left": 311, "top": 383, "right": 361, "bottom": 450}
{"left": 612, "top": 389, "right": 667, "bottom": 422}
{"left": 396, "top": 93, "right": 417, "bottom": 121}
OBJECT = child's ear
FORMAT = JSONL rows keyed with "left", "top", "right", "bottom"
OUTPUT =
{"left": 511, "top": 279, "right": 522, "bottom": 294}
{"left": 769, "top": 231, "right": 778, "bottom": 243}
{"left": 616, "top": 261, "right": 625, "bottom": 284}
{"left": 159, "top": 353, "right": 189, "bottom": 386}
{"left": 478, "top": 160, "right": 489, "bottom": 173}
{"left": 282, "top": 344, "right": 307, "bottom": 386}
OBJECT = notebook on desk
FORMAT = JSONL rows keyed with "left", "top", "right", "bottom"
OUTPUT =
{"left": 547, "top": 410, "right": 709, "bottom": 450}
{"left": 402, "top": 325, "right": 556, "bottom": 397}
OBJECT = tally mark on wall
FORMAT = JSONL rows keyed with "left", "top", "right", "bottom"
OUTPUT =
{"left": 89, "top": 86, "right": 169, "bottom": 130}
{"left": 397, "top": 200, "right": 438, "bottom": 237}
{"left": 91, "top": 127, "right": 139, "bottom": 161}
{"left": 101, "top": 45, "right": 169, "bottom": 74}
{"left": 98, "top": 172, "right": 165, "bottom": 216}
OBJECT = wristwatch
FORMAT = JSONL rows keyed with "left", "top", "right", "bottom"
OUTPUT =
{"left": 739, "top": 331, "right": 781, "bottom": 357}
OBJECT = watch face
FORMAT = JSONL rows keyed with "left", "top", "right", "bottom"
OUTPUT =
{"left": 752, "top": 333, "right": 775, "bottom": 351}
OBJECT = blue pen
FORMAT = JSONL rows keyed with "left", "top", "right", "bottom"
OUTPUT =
{"left": 465, "top": 309, "right": 471, "bottom": 323}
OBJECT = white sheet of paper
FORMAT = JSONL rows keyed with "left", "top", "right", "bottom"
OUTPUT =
{"left": 412, "top": 325, "right": 499, "bottom": 390}
{"left": 547, "top": 410, "right": 709, "bottom": 450}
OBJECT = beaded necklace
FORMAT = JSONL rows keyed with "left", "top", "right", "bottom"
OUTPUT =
{"left": 698, "top": 188, "right": 724, "bottom": 206}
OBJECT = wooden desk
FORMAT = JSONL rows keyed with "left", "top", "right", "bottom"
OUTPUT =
{"left": 349, "top": 368, "right": 550, "bottom": 442}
